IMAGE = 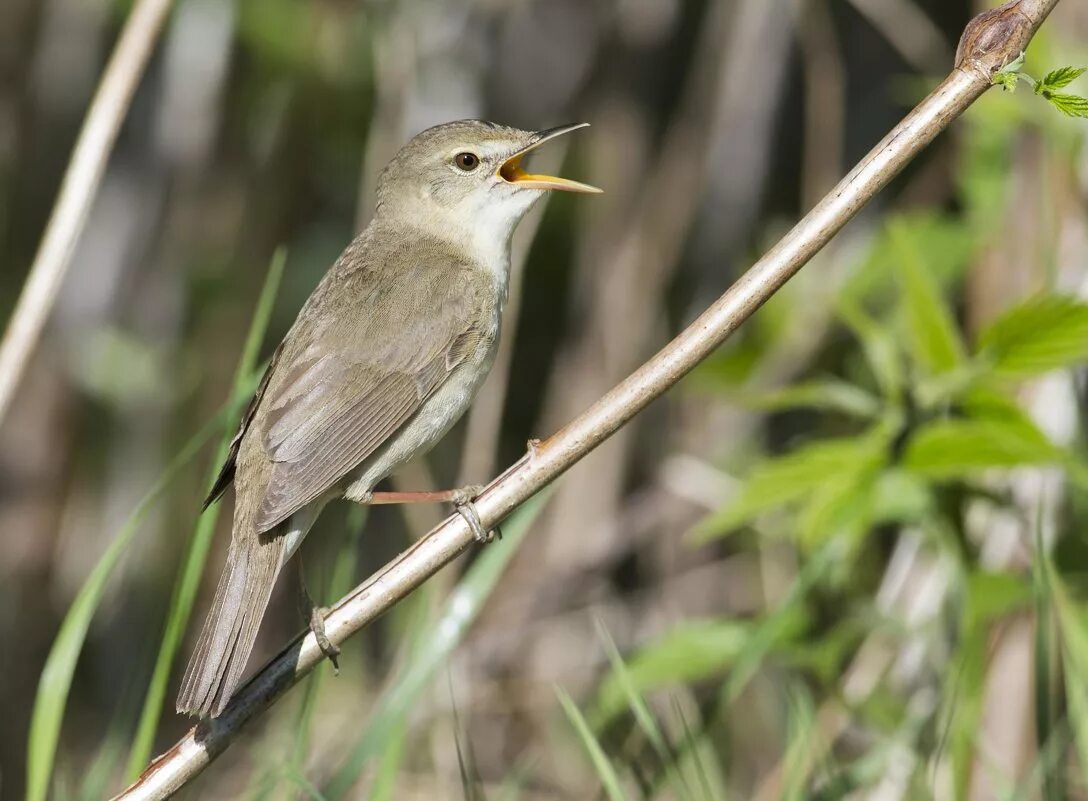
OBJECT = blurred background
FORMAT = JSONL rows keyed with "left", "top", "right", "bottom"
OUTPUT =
{"left": 3, "top": 0, "right": 1088, "bottom": 798}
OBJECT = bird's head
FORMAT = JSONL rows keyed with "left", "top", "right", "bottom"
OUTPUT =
{"left": 374, "top": 120, "right": 599, "bottom": 243}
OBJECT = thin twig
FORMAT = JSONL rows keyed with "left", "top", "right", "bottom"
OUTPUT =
{"left": 111, "top": 2, "right": 1059, "bottom": 797}
{"left": 0, "top": 0, "right": 174, "bottom": 426}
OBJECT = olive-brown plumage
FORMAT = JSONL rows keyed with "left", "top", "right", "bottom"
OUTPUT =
{"left": 177, "top": 120, "right": 597, "bottom": 718}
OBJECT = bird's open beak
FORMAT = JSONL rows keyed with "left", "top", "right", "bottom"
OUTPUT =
{"left": 498, "top": 123, "right": 602, "bottom": 193}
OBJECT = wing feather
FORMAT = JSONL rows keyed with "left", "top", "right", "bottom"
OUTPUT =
{"left": 207, "top": 232, "right": 495, "bottom": 534}
{"left": 245, "top": 255, "right": 492, "bottom": 533}
{"left": 256, "top": 367, "right": 426, "bottom": 531}
{"left": 202, "top": 342, "right": 285, "bottom": 509}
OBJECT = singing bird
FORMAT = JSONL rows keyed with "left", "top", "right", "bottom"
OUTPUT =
{"left": 177, "top": 120, "right": 599, "bottom": 718}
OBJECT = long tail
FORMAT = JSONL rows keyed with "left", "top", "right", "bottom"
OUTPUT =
{"left": 176, "top": 529, "right": 286, "bottom": 718}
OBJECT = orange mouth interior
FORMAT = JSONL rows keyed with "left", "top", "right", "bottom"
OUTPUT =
{"left": 499, "top": 154, "right": 530, "bottom": 183}
{"left": 497, "top": 152, "right": 601, "bottom": 193}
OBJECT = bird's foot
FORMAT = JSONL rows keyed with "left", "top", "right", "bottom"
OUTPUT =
{"left": 309, "top": 606, "right": 340, "bottom": 673}
{"left": 453, "top": 489, "right": 501, "bottom": 544}
{"left": 355, "top": 484, "right": 501, "bottom": 542}
{"left": 448, "top": 484, "right": 484, "bottom": 506}
{"left": 297, "top": 558, "right": 341, "bottom": 673}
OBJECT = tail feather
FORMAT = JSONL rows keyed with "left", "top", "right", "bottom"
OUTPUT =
{"left": 177, "top": 531, "right": 286, "bottom": 717}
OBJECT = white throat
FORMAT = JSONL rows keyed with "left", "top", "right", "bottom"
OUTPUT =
{"left": 413, "top": 186, "right": 543, "bottom": 304}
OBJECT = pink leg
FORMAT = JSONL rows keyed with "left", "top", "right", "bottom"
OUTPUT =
{"left": 365, "top": 486, "right": 497, "bottom": 543}
{"left": 368, "top": 488, "right": 476, "bottom": 505}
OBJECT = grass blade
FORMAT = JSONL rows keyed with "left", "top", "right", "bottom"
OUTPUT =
{"left": 1031, "top": 512, "right": 1063, "bottom": 801}
{"left": 276, "top": 506, "right": 368, "bottom": 800}
{"left": 671, "top": 698, "right": 723, "bottom": 801}
{"left": 25, "top": 406, "right": 229, "bottom": 801}
{"left": 1049, "top": 561, "right": 1088, "bottom": 789}
{"left": 76, "top": 731, "right": 126, "bottom": 801}
{"left": 595, "top": 620, "right": 694, "bottom": 800}
{"left": 781, "top": 685, "right": 818, "bottom": 801}
{"left": 368, "top": 720, "right": 408, "bottom": 801}
{"left": 556, "top": 687, "right": 628, "bottom": 801}
{"left": 124, "top": 248, "right": 287, "bottom": 779}
{"left": 323, "top": 489, "right": 552, "bottom": 799}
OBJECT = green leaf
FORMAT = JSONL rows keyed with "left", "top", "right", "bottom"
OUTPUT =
{"left": 992, "top": 53, "right": 1024, "bottom": 92}
{"left": 904, "top": 417, "right": 1062, "bottom": 477}
{"left": 593, "top": 580, "right": 815, "bottom": 727}
{"left": 992, "top": 52, "right": 1026, "bottom": 91}
{"left": 1038, "top": 66, "right": 1086, "bottom": 92}
{"left": 795, "top": 467, "right": 931, "bottom": 549}
{"left": 868, "top": 468, "right": 933, "bottom": 525}
{"left": 557, "top": 688, "right": 629, "bottom": 801}
{"left": 842, "top": 211, "right": 974, "bottom": 317}
{"left": 124, "top": 248, "right": 287, "bottom": 780}
{"left": 1045, "top": 92, "right": 1088, "bottom": 118}
{"left": 729, "top": 379, "right": 881, "bottom": 419}
{"left": 964, "top": 571, "right": 1032, "bottom": 630}
{"left": 977, "top": 294, "right": 1088, "bottom": 377}
{"left": 994, "top": 70, "right": 1020, "bottom": 93}
{"left": 961, "top": 385, "right": 1035, "bottom": 422}
{"left": 912, "top": 361, "right": 991, "bottom": 409}
{"left": 795, "top": 474, "right": 873, "bottom": 548}
{"left": 725, "top": 605, "right": 811, "bottom": 701}
{"left": 837, "top": 298, "right": 904, "bottom": 400}
{"left": 691, "top": 430, "right": 889, "bottom": 541}
{"left": 889, "top": 219, "right": 966, "bottom": 375}
{"left": 592, "top": 620, "right": 754, "bottom": 726}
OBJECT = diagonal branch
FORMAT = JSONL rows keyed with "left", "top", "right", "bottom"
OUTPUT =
{"left": 0, "top": 0, "right": 174, "bottom": 426}
{"left": 111, "top": 1, "right": 1059, "bottom": 798}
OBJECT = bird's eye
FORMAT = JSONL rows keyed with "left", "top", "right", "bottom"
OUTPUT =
{"left": 454, "top": 152, "right": 480, "bottom": 171}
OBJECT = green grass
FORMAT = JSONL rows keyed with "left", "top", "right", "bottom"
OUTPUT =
{"left": 26, "top": 251, "right": 286, "bottom": 801}
{"left": 322, "top": 489, "right": 553, "bottom": 798}
{"left": 26, "top": 398, "right": 230, "bottom": 801}
{"left": 125, "top": 247, "right": 287, "bottom": 780}
{"left": 557, "top": 687, "right": 629, "bottom": 801}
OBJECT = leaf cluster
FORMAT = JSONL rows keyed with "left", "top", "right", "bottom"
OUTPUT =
{"left": 993, "top": 53, "right": 1088, "bottom": 119}
{"left": 695, "top": 217, "right": 1088, "bottom": 549}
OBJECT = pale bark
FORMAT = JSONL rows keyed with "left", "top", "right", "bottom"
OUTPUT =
{"left": 0, "top": 0, "right": 174, "bottom": 425}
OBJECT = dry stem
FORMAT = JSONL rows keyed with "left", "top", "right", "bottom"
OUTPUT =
{"left": 0, "top": 0, "right": 174, "bottom": 425}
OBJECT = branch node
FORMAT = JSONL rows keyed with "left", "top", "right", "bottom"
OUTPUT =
{"left": 955, "top": 1, "right": 1043, "bottom": 82}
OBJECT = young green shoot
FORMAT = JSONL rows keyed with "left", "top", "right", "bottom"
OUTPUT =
{"left": 992, "top": 52, "right": 1088, "bottom": 118}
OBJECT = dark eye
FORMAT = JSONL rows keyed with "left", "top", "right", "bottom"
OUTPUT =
{"left": 454, "top": 152, "right": 480, "bottom": 171}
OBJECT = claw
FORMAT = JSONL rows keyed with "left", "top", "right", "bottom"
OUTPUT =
{"left": 310, "top": 607, "right": 340, "bottom": 673}
{"left": 455, "top": 501, "right": 494, "bottom": 544}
